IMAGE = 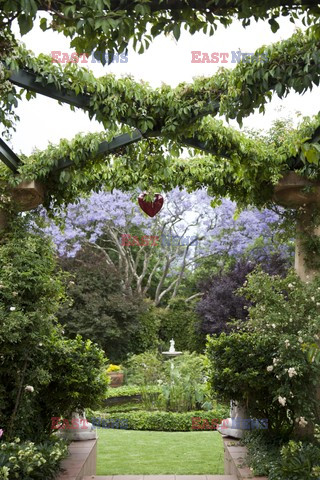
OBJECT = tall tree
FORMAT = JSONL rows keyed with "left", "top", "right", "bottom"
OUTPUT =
{"left": 45, "top": 189, "right": 287, "bottom": 306}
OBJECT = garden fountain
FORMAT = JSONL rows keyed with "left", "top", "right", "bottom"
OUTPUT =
{"left": 162, "top": 339, "right": 182, "bottom": 369}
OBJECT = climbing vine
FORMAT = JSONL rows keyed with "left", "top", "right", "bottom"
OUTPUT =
{"left": 0, "top": 0, "right": 319, "bottom": 62}
{"left": 0, "top": 22, "right": 320, "bottom": 212}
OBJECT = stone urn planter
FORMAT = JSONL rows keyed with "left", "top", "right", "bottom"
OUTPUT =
{"left": 273, "top": 171, "right": 320, "bottom": 208}
{"left": 273, "top": 171, "right": 320, "bottom": 282}
{"left": 107, "top": 372, "right": 124, "bottom": 388}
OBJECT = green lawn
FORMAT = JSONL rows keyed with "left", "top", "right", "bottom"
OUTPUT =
{"left": 96, "top": 428, "right": 224, "bottom": 475}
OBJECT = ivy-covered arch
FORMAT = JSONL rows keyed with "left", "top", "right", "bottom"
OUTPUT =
{"left": 0, "top": 0, "right": 319, "bottom": 453}
{"left": 0, "top": 29, "right": 320, "bottom": 211}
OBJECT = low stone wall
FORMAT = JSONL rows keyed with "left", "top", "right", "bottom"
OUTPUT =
{"left": 223, "top": 437, "right": 267, "bottom": 480}
{"left": 56, "top": 439, "right": 97, "bottom": 480}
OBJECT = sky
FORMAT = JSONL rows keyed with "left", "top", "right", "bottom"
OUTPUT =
{"left": 8, "top": 14, "right": 320, "bottom": 156}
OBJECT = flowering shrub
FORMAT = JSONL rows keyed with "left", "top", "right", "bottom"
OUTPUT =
{"left": 207, "top": 269, "right": 320, "bottom": 438}
{"left": 0, "top": 436, "right": 68, "bottom": 479}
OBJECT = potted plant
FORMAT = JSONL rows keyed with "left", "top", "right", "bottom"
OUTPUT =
{"left": 106, "top": 364, "right": 124, "bottom": 387}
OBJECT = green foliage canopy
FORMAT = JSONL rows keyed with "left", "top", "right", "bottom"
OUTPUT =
{"left": 0, "top": 0, "right": 319, "bottom": 62}
{"left": 1, "top": 30, "right": 320, "bottom": 210}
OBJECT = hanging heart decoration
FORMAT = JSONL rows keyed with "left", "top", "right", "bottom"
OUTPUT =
{"left": 138, "top": 192, "right": 164, "bottom": 217}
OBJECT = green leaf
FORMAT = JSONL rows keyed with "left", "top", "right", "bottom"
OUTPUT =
{"left": 269, "top": 18, "right": 280, "bottom": 33}
{"left": 173, "top": 24, "right": 181, "bottom": 41}
{"left": 18, "top": 14, "right": 34, "bottom": 35}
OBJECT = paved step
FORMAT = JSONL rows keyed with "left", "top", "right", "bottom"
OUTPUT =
{"left": 83, "top": 476, "right": 237, "bottom": 480}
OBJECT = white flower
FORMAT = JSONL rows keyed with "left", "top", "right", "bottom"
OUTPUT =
{"left": 288, "top": 367, "right": 298, "bottom": 378}
{"left": 273, "top": 358, "right": 279, "bottom": 365}
{"left": 267, "top": 365, "right": 274, "bottom": 372}
{"left": 288, "top": 283, "right": 294, "bottom": 289}
{"left": 311, "top": 296, "right": 315, "bottom": 302}
{"left": 25, "top": 386, "right": 34, "bottom": 393}
{"left": 296, "top": 417, "right": 308, "bottom": 428}
{"left": 272, "top": 324, "right": 276, "bottom": 329}
{"left": 298, "top": 337, "right": 303, "bottom": 344}
{"left": 9, "top": 307, "right": 16, "bottom": 311}
{"left": 278, "top": 396, "right": 287, "bottom": 407}
{"left": 284, "top": 339, "right": 290, "bottom": 348}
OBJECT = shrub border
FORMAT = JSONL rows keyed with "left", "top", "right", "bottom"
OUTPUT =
{"left": 87, "top": 409, "right": 229, "bottom": 432}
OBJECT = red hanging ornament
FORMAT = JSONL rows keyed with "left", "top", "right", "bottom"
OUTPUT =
{"left": 138, "top": 192, "right": 164, "bottom": 217}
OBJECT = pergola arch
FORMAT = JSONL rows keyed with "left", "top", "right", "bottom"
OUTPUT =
{"left": 0, "top": 28, "right": 320, "bottom": 211}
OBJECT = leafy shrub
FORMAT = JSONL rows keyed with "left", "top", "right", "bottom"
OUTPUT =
{"left": 159, "top": 353, "right": 210, "bottom": 412}
{"left": 197, "top": 255, "right": 289, "bottom": 335}
{"left": 37, "top": 333, "right": 109, "bottom": 425}
{"left": 242, "top": 430, "right": 283, "bottom": 477}
{"left": 105, "top": 385, "right": 161, "bottom": 399}
{"left": 0, "top": 217, "right": 108, "bottom": 442}
{"left": 58, "top": 246, "right": 145, "bottom": 363}
{"left": 158, "top": 297, "right": 204, "bottom": 352}
{"left": 87, "top": 407, "right": 229, "bottom": 432}
{"left": 243, "top": 431, "right": 320, "bottom": 480}
{"left": 129, "top": 299, "right": 161, "bottom": 353}
{"left": 269, "top": 440, "right": 320, "bottom": 480}
{"left": 167, "top": 352, "right": 207, "bottom": 384}
{"left": 0, "top": 436, "right": 68, "bottom": 480}
{"left": 125, "top": 351, "right": 165, "bottom": 385}
{"left": 206, "top": 269, "right": 320, "bottom": 438}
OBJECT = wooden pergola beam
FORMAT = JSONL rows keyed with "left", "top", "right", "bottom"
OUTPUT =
{"left": 0, "top": 138, "right": 21, "bottom": 172}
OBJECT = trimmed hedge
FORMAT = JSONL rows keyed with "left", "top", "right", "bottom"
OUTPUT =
{"left": 105, "top": 385, "right": 161, "bottom": 399}
{"left": 87, "top": 407, "right": 229, "bottom": 432}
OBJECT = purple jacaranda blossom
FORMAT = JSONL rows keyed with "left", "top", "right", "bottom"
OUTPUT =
{"left": 43, "top": 189, "right": 289, "bottom": 262}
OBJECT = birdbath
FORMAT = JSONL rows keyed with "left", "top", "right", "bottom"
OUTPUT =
{"left": 162, "top": 339, "right": 182, "bottom": 371}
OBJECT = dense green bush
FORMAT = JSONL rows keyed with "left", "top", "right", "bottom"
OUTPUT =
{"left": 0, "top": 436, "right": 68, "bottom": 480}
{"left": 243, "top": 430, "right": 320, "bottom": 480}
{"left": 158, "top": 297, "right": 204, "bottom": 352}
{"left": 58, "top": 247, "right": 145, "bottom": 363}
{"left": 0, "top": 216, "right": 108, "bottom": 442}
{"left": 105, "top": 385, "right": 161, "bottom": 399}
{"left": 129, "top": 299, "right": 161, "bottom": 353}
{"left": 159, "top": 353, "right": 210, "bottom": 412}
{"left": 207, "top": 269, "right": 320, "bottom": 438}
{"left": 87, "top": 407, "right": 229, "bottom": 432}
{"left": 125, "top": 351, "right": 165, "bottom": 385}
